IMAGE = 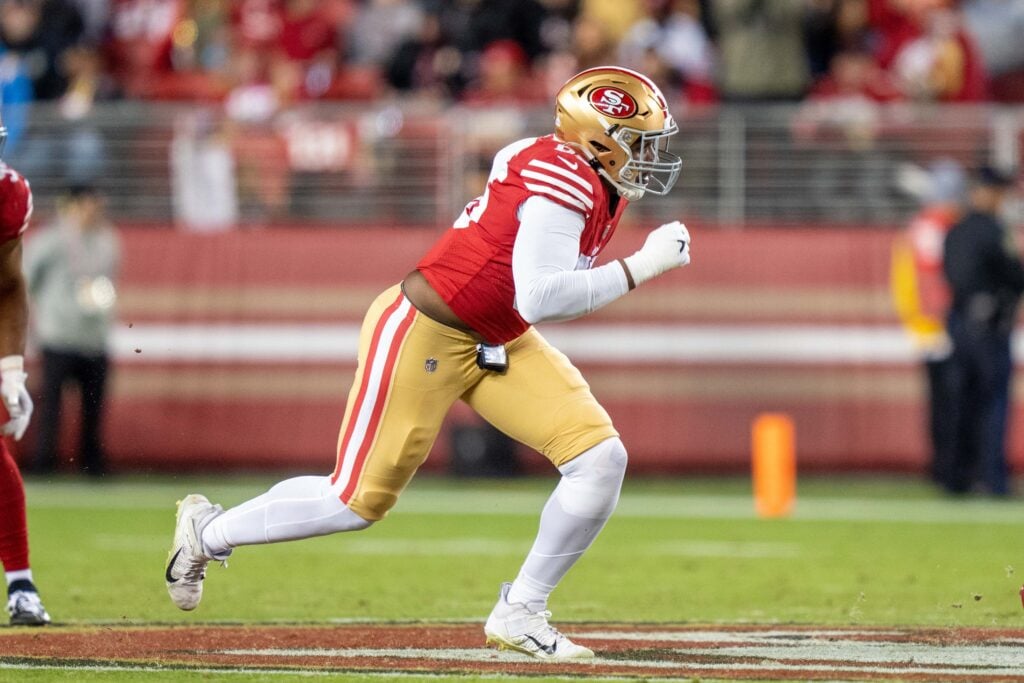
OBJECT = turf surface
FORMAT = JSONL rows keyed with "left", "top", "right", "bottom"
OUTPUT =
{"left": 4, "top": 473, "right": 1023, "bottom": 682}
{"left": 18, "top": 473, "right": 1024, "bottom": 626}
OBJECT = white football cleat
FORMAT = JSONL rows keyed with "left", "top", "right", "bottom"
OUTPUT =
{"left": 7, "top": 589, "right": 50, "bottom": 626}
{"left": 165, "top": 494, "right": 227, "bottom": 611}
{"left": 484, "top": 582, "right": 594, "bottom": 660}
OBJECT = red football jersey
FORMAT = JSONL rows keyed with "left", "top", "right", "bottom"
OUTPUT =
{"left": 0, "top": 163, "right": 33, "bottom": 244}
{"left": 418, "top": 135, "right": 627, "bottom": 343}
{"left": 907, "top": 205, "right": 957, "bottom": 320}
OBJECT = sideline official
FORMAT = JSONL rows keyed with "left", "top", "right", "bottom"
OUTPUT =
{"left": 942, "top": 166, "right": 1024, "bottom": 495}
{"left": 24, "top": 185, "right": 119, "bottom": 476}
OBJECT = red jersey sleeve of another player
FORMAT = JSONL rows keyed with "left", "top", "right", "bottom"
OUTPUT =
{"left": 510, "top": 140, "right": 599, "bottom": 219}
{"left": 0, "top": 164, "right": 33, "bottom": 243}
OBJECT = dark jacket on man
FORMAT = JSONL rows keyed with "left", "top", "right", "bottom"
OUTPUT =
{"left": 943, "top": 209, "right": 1024, "bottom": 335}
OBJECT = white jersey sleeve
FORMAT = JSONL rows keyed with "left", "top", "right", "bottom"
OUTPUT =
{"left": 512, "top": 196, "right": 630, "bottom": 324}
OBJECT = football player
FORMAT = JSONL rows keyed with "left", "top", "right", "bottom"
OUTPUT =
{"left": 166, "top": 67, "right": 689, "bottom": 659}
{"left": 0, "top": 113, "right": 51, "bottom": 626}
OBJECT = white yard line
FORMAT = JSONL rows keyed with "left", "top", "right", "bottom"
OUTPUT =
{"left": 0, "top": 662, "right": 640, "bottom": 680}
{"left": 579, "top": 629, "right": 909, "bottom": 641}
{"left": 685, "top": 642, "right": 1024, "bottom": 668}
{"left": 216, "top": 645, "right": 1024, "bottom": 677}
{"left": 27, "top": 487, "right": 1024, "bottom": 525}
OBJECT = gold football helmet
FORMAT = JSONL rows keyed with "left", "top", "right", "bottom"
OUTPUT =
{"left": 555, "top": 66, "right": 681, "bottom": 201}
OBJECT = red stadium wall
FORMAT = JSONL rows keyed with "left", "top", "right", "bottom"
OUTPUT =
{"left": 14, "top": 224, "right": 1024, "bottom": 476}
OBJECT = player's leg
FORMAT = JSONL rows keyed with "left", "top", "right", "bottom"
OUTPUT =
{"left": 198, "top": 476, "right": 372, "bottom": 557}
{"left": 166, "top": 285, "right": 474, "bottom": 610}
{"left": 463, "top": 328, "right": 622, "bottom": 659}
{"left": 501, "top": 437, "right": 625, "bottom": 600}
{"left": 0, "top": 442, "right": 50, "bottom": 625}
{"left": 201, "top": 287, "right": 477, "bottom": 543}
{"left": 196, "top": 286, "right": 429, "bottom": 557}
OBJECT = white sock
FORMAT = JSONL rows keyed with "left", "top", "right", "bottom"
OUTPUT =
{"left": 505, "top": 438, "right": 627, "bottom": 610}
{"left": 5, "top": 569, "right": 33, "bottom": 589}
{"left": 201, "top": 475, "right": 373, "bottom": 557}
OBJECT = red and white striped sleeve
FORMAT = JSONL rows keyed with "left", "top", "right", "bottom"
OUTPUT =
{"left": 511, "top": 142, "right": 598, "bottom": 217}
{"left": 0, "top": 163, "right": 33, "bottom": 243}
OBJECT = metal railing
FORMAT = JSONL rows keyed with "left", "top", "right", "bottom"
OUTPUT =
{"left": 9, "top": 101, "right": 1022, "bottom": 228}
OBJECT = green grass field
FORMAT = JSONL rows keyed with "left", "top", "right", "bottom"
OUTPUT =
{"left": 5, "top": 472, "right": 1024, "bottom": 681}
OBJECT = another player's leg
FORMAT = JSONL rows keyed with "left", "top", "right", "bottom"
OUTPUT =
{"left": 465, "top": 328, "right": 621, "bottom": 659}
{"left": 165, "top": 285, "right": 469, "bottom": 610}
{"left": 0, "top": 442, "right": 50, "bottom": 625}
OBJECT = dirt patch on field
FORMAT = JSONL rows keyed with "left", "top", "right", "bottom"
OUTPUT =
{"left": 2, "top": 623, "right": 1024, "bottom": 680}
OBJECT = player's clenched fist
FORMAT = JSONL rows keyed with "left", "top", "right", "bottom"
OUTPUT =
{"left": 622, "top": 220, "right": 691, "bottom": 287}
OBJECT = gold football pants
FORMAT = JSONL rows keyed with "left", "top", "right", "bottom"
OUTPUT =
{"left": 329, "top": 284, "right": 618, "bottom": 521}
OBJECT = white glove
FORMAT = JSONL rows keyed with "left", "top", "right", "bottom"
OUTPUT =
{"left": 1, "top": 355, "right": 33, "bottom": 441}
{"left": 623, "top": 220, "right": 691, "bottom": 287}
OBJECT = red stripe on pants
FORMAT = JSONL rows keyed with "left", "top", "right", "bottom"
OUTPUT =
{"left": 340, "top": 303, "right": 417, "bottom": 505}
{"left": 330, "top": 292, "right": 406, "bottom": 485}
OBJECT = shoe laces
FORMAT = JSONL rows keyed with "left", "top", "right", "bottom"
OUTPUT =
{"left": 180, "top": 554, "right": 209, "bottom": 583}
{"left": 178, "top": 526, "right": 214, "bottom": 583}
{"left": 8, "top": 591, "right": 43, "bottom": 615}
{"left": 523, "top": 609, "right": 562, "bottom": 641}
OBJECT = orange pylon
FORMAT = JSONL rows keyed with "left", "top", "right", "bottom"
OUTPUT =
{"left": 752, "top": 413, "right": 796, "bottom": 518}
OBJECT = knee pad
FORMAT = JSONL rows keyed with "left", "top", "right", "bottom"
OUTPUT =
{"left": 554, "top": 437, "right": 628, "bottom": 519}
{"left": 316, "top": 479, "right": 375, "bottom": 533}
{"left": 328, "top": 506, "right": 374, "bottom": 533}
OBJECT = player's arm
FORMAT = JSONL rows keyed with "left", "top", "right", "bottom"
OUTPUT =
{"left": 512, "top": 197, "right": 691, "bottom": 324}
{"left": 512, "top": 197, "right": 623, "bottom": 323}
{"left": 0, "top": 161, "right": 34, "bottom": 440}
{"left": 0, "top": 236, "right": 32, "bottom": 440}
{"left": 0, "top": 237, "right": 27, "bottom": 357}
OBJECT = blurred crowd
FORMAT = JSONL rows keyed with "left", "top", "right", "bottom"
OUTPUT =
{"left": 2, "top": 0, "right": 1024, "bottom": 119}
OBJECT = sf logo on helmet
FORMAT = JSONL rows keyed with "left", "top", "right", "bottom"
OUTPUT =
{"left": 588, "top": 87, "right": 638, "bottom": 119}
{"left": 589, "top": 87, "right": 634, "bottom": 118}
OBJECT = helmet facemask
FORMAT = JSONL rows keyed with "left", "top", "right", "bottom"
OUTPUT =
{"left": 605, "top": 122, "right": 681, "bottom": 201}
